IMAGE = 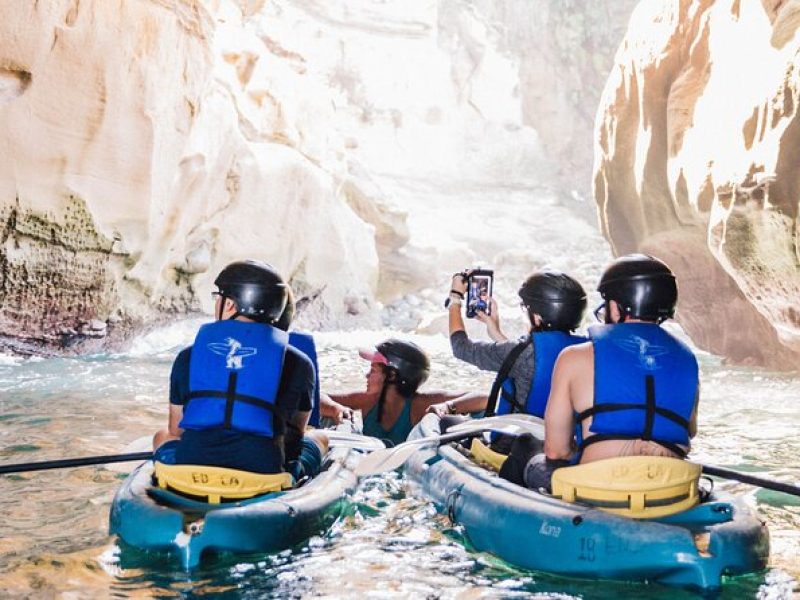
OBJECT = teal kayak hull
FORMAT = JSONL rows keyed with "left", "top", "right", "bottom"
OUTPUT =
{"left": 109, "top": 446, "right": 359, "bottom": 569}
{"left": 404, "top": 416, "right": 770, "bottom": 590}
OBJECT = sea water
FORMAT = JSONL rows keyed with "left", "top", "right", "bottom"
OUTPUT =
{"left": 0, "top": 189, "right": 798, "bottom": 598}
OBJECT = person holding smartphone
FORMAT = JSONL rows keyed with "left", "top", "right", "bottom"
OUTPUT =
{"left": 440, "top": 268, "right": 587, "bottom": 477}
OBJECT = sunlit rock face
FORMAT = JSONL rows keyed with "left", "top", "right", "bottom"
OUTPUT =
{"left": 0, "top": 0, "right": 381, "bottom": 354}
{"left": 594, "top": 0, "right": 800, "bottom": 369}
{"left": 0, "top": 0, "right": 633, "bottom": 354}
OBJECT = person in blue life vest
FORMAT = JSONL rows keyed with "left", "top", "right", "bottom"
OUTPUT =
{"left": 152, "top": 260, "right": 327, "bottom": 479}
{"left": 511, "top": 254, "right": 700, "bottom": 492}
{"left": 442, "top": 269, "right": 588, "bottom": 478}
{"left": 320, "top": 339, "right": 488, "bottom": 446}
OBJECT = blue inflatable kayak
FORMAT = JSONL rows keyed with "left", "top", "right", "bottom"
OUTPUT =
{"left": 403, "top": 415, "right": 770, "bottom": 590}
{"left": 109, "top": 444, "right": 361, "bottom": 569}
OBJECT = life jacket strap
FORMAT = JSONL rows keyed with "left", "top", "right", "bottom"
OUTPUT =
{"left": 186, "top": 390, "right": 279, "bottom": 412}
{"left": 579, "top": 433, "right": 688, "bottom": 458}
{"left": 486, "top": 338, "right": 531, "bottom": 417}
{"left": 576, "top": 404, "right": 689, "bottom": 430}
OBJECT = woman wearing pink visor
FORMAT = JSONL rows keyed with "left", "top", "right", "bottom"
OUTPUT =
{"left": 321, "top": 339, "right": 486, "bottom": 446}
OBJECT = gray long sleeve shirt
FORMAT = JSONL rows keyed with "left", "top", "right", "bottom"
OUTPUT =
{"left": 450, "top": 331, "right": 535, "bottom": 411}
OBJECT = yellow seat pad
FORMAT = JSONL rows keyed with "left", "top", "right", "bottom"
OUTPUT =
{"left": 551, "top": 456, "right": 701, "bottom": 519}
{"left": 470, "top": 438, "right": 508, "bottom": 471}
{"left": 154, "top": 462, "right": 294, "bottom": 504}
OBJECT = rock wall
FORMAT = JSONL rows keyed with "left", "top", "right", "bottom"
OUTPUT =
{"left": 0, "top": 0, "right": 382, "bottom": 354}
{"left": 594, "top": 0, "right": 800, "bottom": 369}
{"left": 0, "top": 0, "right": 635, "bottom": 355}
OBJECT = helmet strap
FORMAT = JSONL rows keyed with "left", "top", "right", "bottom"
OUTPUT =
{"left": 216, "top": 294, "right": 226, "bottom": 321}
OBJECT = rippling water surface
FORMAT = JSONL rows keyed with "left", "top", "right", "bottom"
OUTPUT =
{"left": 0, "top": 322, "right": 798, "bottom": 599}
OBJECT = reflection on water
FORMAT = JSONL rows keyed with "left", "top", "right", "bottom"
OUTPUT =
{"left": 0, "top": 324, "right": 798, "bottom": 598}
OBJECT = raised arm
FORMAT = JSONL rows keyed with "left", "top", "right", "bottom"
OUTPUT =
{"left": 476, "top": 298, "right": 509, "bottom": 342}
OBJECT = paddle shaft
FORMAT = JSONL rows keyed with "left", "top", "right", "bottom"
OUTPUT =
{"left": 355, "top": 424, "right": 515, "bottom": 477}
{"left": 702, "top": 464, "right": 800, "bottom": 497}
{"left": 0, "top": 452, "right": 153, "bottom": 474}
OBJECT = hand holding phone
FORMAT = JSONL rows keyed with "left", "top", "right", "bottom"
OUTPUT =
{"left": 466, "top": 269, "right": 493, "bottom": 318}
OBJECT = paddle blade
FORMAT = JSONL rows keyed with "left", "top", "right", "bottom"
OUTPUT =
{"left": 354, "top": 443, "right": 423, "bottom": 477}
{"left": 325, "top": 431, "right": 386, "bottom": 451}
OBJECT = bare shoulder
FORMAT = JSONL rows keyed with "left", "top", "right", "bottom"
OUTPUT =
{"left": 557, "top": 341, "right": 593, "bottom": 370}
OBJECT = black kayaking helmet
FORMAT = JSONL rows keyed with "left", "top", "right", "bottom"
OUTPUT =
{"left": 274, "top": 286, "right": 295, "bottom": 332}
{"left": 375, "top": 339, "right": 431, "bottom": 396}
{"left": 214, "top": 260, "right": 288, "bottom": 324}
{"left": 518, "top": 270, "right": 587, "bottom": 332}
{"left": 597, "top": 254, "right": 677, "bottom": 323}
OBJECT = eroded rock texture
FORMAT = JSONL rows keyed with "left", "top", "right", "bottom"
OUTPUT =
{"left": 594, "top": 0, "right": 800, "bottom": 369}
{"left": 0, "top": 0, "right": 635, "bottom": 354}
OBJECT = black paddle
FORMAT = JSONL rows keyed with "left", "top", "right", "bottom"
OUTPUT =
{"left": 0, "top": 452, "right": 153, "bottom": 475}
{"left": 0, "top": 431, "right": 384, "bottom": 475}
{"left": 701, "top": 464, "right": 800, "bottom": 498}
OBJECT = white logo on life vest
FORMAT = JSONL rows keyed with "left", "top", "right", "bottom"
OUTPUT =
{"left": 616, "top": 335, "right": 668, "bottom": 371}
{"left": 539, "top": 521, "right": 561, "bottom": 537}
{"left": 208, "top": 337, "right": 257, "bottom": 369}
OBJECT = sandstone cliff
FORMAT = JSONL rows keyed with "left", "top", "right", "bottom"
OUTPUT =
{"left": 595, "top": 0, "right": 800, "bottom": 369}
{"left": 0, "top": 0, "right": 633, "bottom": 355}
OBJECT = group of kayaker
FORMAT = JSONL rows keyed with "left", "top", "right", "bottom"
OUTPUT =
{"left": 152, "top": 253, "right": 699, "bottom": 493}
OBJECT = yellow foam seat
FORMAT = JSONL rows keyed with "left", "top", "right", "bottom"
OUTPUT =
{"left": 153, "top": 462, "right": 294, "bottom": 504}
{"left": 470, "top": 438, "right": 508, "bottom": 471}
{"left": 551, "top": 456, "right": 701, "bottom": 519}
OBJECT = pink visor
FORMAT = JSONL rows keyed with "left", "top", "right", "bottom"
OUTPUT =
{"left": 358, "top": 348, "right": 389, "bottom": 365}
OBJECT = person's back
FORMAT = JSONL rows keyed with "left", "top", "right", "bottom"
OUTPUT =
{"left": 545, "top": 254, "right": 699, "bottom": 474}
{"left": 153, "top": 260, "right": 325, "bottom": 479}
{"left": 171, "top": 333, "right": 314, "bottom": 473}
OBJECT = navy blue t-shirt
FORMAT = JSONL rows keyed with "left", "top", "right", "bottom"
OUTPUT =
{"left": 169, "top": 344, "right": 314, "bottom": 473}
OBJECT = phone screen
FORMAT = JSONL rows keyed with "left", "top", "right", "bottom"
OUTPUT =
{"left": 466, "top": 270, "right": 493, "bottom": 318}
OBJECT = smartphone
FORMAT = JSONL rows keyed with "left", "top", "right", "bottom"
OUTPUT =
{"left": 465, "top": 269, "right": 493, "bottom": 318}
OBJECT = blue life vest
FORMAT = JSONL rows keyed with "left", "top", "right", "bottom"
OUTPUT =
{"left": 496, "top": 331, "right": 587, "bottom": 418}
{"left": 181, "top": 320, "right": 288, "bottom": 437}
{"left": 578, "top": 323, "right": 698, "bottom": 457}
{"left": 288, "top": 331, "right": 320, "bottom": 427}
